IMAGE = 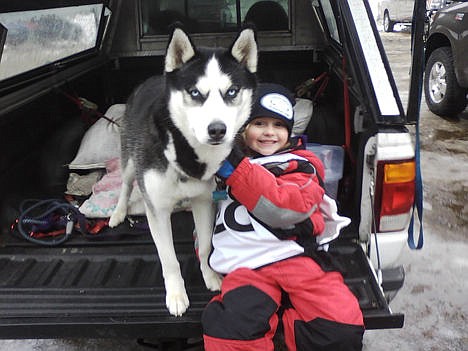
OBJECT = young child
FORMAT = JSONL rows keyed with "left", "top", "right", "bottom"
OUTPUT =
{"left": 202, "top": 83, "right": 364, "bottom": 351}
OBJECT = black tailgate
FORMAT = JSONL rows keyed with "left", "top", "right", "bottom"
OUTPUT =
{"left": 0, "top": 212, "right": 402, "bottom": 339}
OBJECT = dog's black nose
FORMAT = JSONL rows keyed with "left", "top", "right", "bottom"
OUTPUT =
{"left": 208, "top": 122, "right": 226, "bottom": 141}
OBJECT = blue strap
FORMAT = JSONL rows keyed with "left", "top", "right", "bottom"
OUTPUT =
{"left": 408, "top": 120, "right": 424, "bottom": 249}
{"left": 407, "top": 0, "right": 425, "bottom": 250}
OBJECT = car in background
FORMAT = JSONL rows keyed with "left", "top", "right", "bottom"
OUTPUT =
{"left": 424, "top": 0, "right": 468, "bottom": 116}
{"left": 426, "top": 0, "right": 457, "bottom": 24}
{"left": 379, "top": 0, "right": 415, "bottom": 32}
{"left": 377, "top": 0, "right": 456, "bottom": 32}
{"left": 426, "top": 0, "right": 455, "bottom": 11}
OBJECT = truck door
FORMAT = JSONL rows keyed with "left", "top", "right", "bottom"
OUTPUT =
{"left": 332, "top": 0, "right": 426, "bottom": 124}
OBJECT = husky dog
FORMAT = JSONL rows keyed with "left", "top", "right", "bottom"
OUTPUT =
{"left": 109, "top": 25, "right": 258, "bottom": 316}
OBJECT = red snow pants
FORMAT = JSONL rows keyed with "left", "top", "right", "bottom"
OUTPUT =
{"left": 202, "top": 256, "right": 364, "bottom": 351}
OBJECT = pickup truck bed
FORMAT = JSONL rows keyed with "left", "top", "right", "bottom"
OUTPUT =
{"left": 0, "top": 0, "right": 413, "bottom": 344}
{"left": 0, "top": 210, "right": 402, "bottom": 341}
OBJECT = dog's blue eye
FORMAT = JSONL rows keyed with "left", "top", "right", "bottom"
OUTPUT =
{"left": 188, "top": 88, "right": 201, "bottom": 98}
{"left": 226, "top": 87, "right": 239, "bottom": 99}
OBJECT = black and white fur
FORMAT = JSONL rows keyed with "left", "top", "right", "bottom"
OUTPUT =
{"left": 109, "top": 26, "right": 258, "bottom": 316}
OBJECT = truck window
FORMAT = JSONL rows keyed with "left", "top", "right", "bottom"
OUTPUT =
{"left": 140, "top": 0, "right": 290, "bottom": 35}
{"left": 0, "top": 4, "right": 105, "bottom": 81}
{"left": 319, "top": 0, "right": 341, "bottom": 43}
{"left": 348, "top": 0, "right": 401, "bottom": 116}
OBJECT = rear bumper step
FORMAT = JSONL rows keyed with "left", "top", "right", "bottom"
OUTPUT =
{"left": 382, "top": 265, "right": 405, "bottom": 292}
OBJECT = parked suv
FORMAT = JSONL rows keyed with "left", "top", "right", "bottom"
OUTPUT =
{"left": 0, "top": 0, "right": 426, "bottom": 348}
{"left": 424, "top": 0, "right": 468, "bottom": 116}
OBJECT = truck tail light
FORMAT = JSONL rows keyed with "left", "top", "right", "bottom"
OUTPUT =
{"left": 375, "top": 160, "right": 415, "bottom": 232}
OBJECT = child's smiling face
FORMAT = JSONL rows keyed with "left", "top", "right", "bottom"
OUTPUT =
{"left": 244, "top": 117, "right": 289, "bottom": 156}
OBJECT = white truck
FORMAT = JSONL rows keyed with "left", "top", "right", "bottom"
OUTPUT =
{"left": 379, "top": 0, "right": 415, "bottom": 31}
{"left": 0, "top": 0, "right": 426, "bottom": 348}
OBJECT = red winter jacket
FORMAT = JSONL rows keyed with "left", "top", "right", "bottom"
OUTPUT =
{"left": 209, "top": 141, "right": 327, "bottom": 274}
{"left": 226, "top": 143, "right": 326, "bottom": 235}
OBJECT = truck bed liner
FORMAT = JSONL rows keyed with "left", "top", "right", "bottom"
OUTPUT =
{"left": 0, "top": 217, "right": 403, "bottom": 340}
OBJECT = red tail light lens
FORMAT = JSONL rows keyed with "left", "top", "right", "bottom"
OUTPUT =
{"left": 375, "top": 160, "right": 415, "bottom": 232}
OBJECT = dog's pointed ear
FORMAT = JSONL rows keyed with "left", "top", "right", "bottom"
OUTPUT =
{"left": 165, "top": 26, "right": 196, "bottom": 73}
{"left": 230, "top": 27, "right": 258, "bottom": 73}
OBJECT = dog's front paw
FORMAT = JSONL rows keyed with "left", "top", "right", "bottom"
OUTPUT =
{"left": 165, "top": 276, "right": 190, "bottom": 316}
{"left": 202, "top": 268, "right": 222, "bottom": 291}
{"left": 166, "top": 290, "right": 190, "bottom": 317}
{"left": 108, "top": 208, "right": 126, "bottom": 228}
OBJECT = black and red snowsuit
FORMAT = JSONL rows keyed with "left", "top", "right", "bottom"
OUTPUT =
{"left": 202, "top": 141, "right": 364, "bottom": 351}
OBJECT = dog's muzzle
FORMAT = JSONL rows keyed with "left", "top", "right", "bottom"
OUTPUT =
{"left": 208, "top": 121, "right": 227, "bottom": 144}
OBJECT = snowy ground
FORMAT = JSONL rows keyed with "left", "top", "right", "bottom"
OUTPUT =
{"left": 0, "top": 29, "right": 466, "bottom": 351}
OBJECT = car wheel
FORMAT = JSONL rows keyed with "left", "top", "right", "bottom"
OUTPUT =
{"left": 383, "top": 11, "right": 394, "bottom": 32}
{"left": 424, "top": 47, "right": 467, "bottom": 117}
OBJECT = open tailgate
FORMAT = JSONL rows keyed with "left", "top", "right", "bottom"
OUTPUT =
{"left": 0, "top": 212, "right": 402, "bottom": 340}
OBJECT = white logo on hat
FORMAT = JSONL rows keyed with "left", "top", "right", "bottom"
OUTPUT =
{"left": 260, "top": 93, "right": 293, "bottom": 120}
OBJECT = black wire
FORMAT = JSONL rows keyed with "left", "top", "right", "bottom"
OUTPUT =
{"left": 16, "top": 199, "right": 80, "bottom": 246}
{"left": 369, "top": 187, "right": 382, "bottom": 275}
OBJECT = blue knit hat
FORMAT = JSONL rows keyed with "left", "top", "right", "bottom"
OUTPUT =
{"left": 248, "top": 83, "right": 295, "bottom": 135}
